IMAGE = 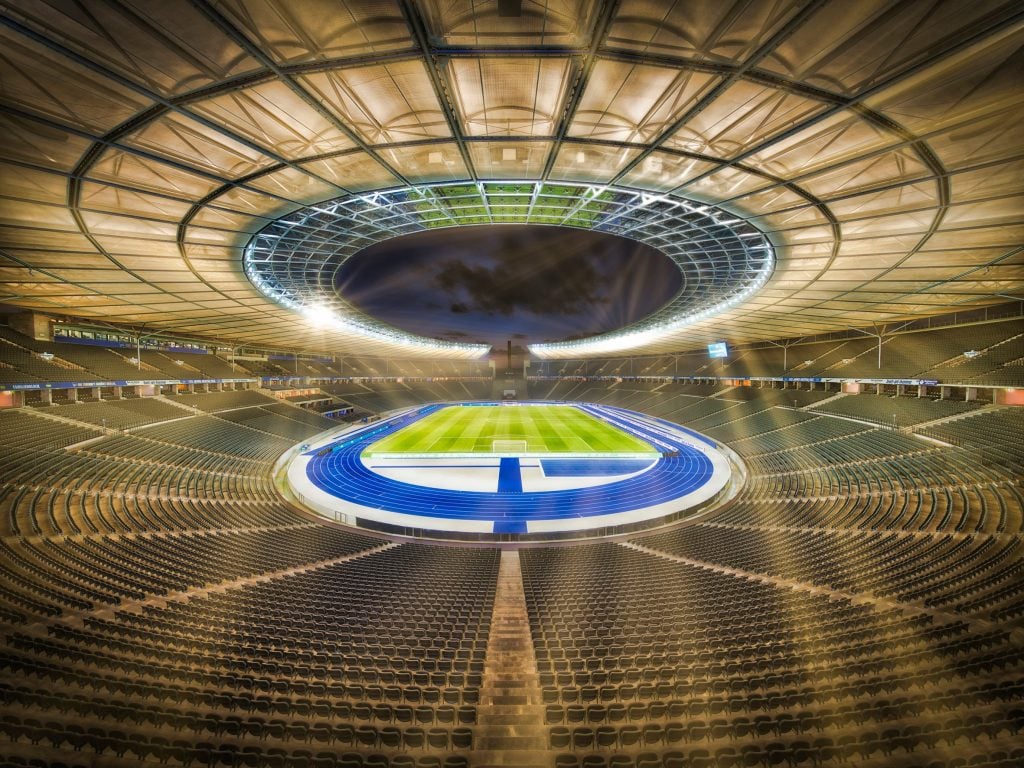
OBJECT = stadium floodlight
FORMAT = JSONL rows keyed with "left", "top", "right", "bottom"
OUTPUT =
{"left": 303, "top": 303, "right": 336, "bottom": 327}
{"left": 244, "top": 180, "right": 775, "bottom": 360}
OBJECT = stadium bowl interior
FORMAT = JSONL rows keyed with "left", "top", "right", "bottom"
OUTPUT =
{"left": 0, "top": 2, "right": 1023, "bottom": 768}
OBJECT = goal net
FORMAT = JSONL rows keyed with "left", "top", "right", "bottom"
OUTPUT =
{"left": 492, "top": 439, "right": 528, "bottom": 453}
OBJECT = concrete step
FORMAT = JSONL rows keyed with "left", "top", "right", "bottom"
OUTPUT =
{"left": 477, "top": 708, "right": 548, "bottom": 720}
{"left": 483, "top": 673, "right": 540, "bottom": 682}
{"left": 478, "top": 712, "right": 547, "bottom": 725}
{"left": 473, "top": 752, "right": 551, "bottom": 768}
{"left": 481, "top": 694, "right": 532, "bottom": 706}
{"left": 481, "top": 684, "right": 539, "bottom": 692}
{"left": 481, "top": 689, "right": 540, "bottom": 697}
{"left": 475, "top": 735, "right": 550, "bottom": 750}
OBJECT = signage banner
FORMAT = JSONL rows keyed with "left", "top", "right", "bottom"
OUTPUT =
{"left": 5, "top": 377, "right": 256, "bottom": 391}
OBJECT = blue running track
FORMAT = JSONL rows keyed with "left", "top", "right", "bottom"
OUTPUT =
{"left": 497, "top": 458, "right": 523, "bottom": 493}
{"left": 540, "top": 458, "right": 654, "bottom": 477}
{"left": 304, "top": 404, "right": 717, "bottom": 530}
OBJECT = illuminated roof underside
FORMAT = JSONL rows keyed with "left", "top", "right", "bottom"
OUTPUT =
{"left": 0, "top": 2, "right": 1021, "bottom": 358}
{"left": 244, "top": 183, "right": 773, "bottom": 357}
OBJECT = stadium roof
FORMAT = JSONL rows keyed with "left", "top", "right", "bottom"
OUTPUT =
{"left": 0, "top": 0, "right": 1021, "bottom": 358}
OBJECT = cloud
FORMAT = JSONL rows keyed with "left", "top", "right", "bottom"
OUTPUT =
{"left": 440, "top": 327, "right": 491, "bottom": 346}
{"left": 334, "top": 223, "right": 681, "bottom": 348}
{"left": 546, "top": 332, "right": 589, "bottom": 342}
{"left": 434, "top": 244, "right": 609, "bottom": 317}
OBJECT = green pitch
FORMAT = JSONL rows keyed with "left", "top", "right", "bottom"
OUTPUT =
{"left": 363, "top": 405, "right": 657, "bottom": 456}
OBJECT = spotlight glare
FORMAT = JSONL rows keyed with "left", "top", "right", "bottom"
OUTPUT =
{"left": 304, "top": 303, "right": 336, "bottom": 327}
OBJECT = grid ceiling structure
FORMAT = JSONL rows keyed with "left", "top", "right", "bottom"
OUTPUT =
{"left": 0, "top": 0, "right": 1021, "bottom": 358}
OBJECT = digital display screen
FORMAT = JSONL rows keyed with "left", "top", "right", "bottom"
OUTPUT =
{"left": 708, "top": 342, "right": 728, "bottom": 359}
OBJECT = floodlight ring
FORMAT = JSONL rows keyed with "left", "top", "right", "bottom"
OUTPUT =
{"left": 243, "top": 181, "right": 775, "bottom": 358}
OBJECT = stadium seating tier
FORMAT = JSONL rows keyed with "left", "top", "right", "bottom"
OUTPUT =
{"left": 1, "top": 384, "right": 1022, "bottom": 767}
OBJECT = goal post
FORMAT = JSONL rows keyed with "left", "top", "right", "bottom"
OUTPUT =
{"left": 492, "top": 439, "right": 528, "bottom": 453}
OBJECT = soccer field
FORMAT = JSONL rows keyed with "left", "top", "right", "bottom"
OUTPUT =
{"left": 363, "top": 405, "right": 658, "bottom": 456}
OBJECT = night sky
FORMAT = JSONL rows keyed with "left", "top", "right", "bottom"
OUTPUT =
{"left": 334, "top": 225, "right": 681, "bottom": 354}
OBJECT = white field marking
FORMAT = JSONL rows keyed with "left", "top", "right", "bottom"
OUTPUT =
{"left": 519, "top": 460, "right": 657, "bottom": 493}
{"left": 368, "top": 463, "right": 500, "bottom": 493}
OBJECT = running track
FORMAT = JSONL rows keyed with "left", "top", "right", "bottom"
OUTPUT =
{"left": 303, "top": 404, "right": 723, "bottom": 531}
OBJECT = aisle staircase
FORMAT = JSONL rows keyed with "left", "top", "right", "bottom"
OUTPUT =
{"left": 472, "top": 550, "right": 548, "bottom": 767}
